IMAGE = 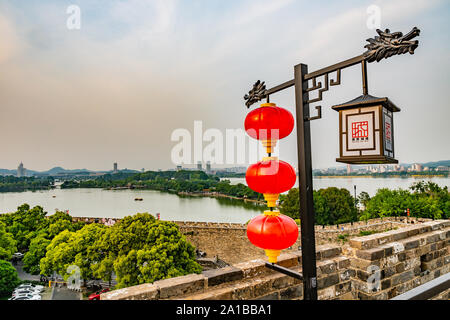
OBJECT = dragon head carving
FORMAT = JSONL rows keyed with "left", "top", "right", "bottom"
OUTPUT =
{"left": 364, "top": 27, "right": 420, "bottom": 63}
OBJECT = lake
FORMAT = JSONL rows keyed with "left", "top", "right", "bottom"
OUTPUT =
{"left": 0, "top": 188, "right": 262, "bottom": 224}
{"left": 0, "top": 176, "right": 448, "bottom": 223}
{"left": 223, "top": 176, "right": 450, "bottom": 197}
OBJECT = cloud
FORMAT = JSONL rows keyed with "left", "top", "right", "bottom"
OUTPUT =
{"left": 0, "top": 14, "right": 22, "bottom": 63}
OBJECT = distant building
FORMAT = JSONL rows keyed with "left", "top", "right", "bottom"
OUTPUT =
{"left": 347, "top": 164, "right": 352, "bottom": 174}
{"left": 176, "top": 165, "right": 182, "bottom": 171}
{"left": 113, "top": 162, "right": 118, "bottom": 174}
{"left": 197, "top": 162, "right": 203, "bottom": 171}
{"left": 17, "top": 162, "right": 26, "bottom": 177}
{"left": 206, "top": 161, "right": 211, "bottom": 174}
{"left": 411, "top": 163, "right": 422, "bottom": 172}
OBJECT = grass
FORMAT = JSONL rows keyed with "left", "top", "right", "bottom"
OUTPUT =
{"left": 337, "top": 233, "right": 350, "bottom": 243}
{"left": 358, "top": 227, "right": 398, "bottom": 237}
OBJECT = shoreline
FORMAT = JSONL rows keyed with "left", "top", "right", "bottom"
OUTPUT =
{"left": 177, "top": 191, "right": 266, "bottom": 205}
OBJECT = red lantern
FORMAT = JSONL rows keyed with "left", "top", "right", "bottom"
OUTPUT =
{"left": 247, "top": 211, "right": 299, "bottom": 263}
{"left": 246, "top": 157, "right": 296, "bottom": 207}
{"left": 244, "top": 103, "right": 294, "bottom": 153}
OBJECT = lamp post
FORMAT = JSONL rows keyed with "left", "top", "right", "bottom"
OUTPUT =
{"left": 243, "top": 27, "right": 420, "bottom": 300}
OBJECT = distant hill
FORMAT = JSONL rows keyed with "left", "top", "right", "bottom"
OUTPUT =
{"left": 418, "top": 160, "right": 450, "bottom": 168}
{"left": 0, "top": 169, "right": 17, "bottom": 176}
{"left": 0, "top": 166, "right": 140, "bottom": 176}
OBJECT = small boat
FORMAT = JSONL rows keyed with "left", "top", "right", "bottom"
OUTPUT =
{"left": 52, "top": 196, "right": 56, "bottom": 198}
{"left": 134, "top": 198, "right": 143, "bottom": 201}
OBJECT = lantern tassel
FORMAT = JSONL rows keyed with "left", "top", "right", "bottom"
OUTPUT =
{"left": 265, "top": 249, "right": 281, "bottom": 263}
{"left": 261, "top": 140, "right": 277, "bottom": 154}
{"left": 263, "top": 193, "right": 279, "bottom": 208}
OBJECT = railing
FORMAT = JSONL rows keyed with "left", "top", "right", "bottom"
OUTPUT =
{"left": 390, "top": 273, "right": 450, "bottom": 300}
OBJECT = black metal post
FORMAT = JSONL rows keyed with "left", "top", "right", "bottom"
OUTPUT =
{"left": 294, "top": 63, "right": 318, "bottom": 300}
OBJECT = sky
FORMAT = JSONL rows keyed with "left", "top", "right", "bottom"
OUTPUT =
{"left": 0, "top": 0, "right": 449, "bottom": 171}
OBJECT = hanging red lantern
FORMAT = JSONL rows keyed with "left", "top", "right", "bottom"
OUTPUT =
{"left": 246, "top": 157, "right": 296, "bottom": 207}
{"left": 247, "top": 211, "right": 299, "bottom": 263}
{"left": 244, "top": 103, "right": 294, "bottom": 153}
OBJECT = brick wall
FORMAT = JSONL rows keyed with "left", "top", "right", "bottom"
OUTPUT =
{"left": 346, "top": 219, "right": 450, "bottom": 299}
{"left": 101, "top": 220, "right": 450, "bottom": 301}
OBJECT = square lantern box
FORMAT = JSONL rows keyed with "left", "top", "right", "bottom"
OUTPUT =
{"left": 332, "top": 94, "right": 400, "bottom": 164}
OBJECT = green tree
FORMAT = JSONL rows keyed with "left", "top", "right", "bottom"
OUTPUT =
{"left": 0, "top": 260, "right": 20, "bottom": 297}
{"left": 22, "top": 235, "right": 51, "bottom": 275}
{"left": 21, "top": 210, "right": 79, "bottom": 275}
{"left": 280, "top": 188, "right": 300, "bottom": 219}
{"left": 40, "top": 223, "right": 106, "bottom": 286}
{"left": 0, "top": 204, "right": 48, "bottom": 252}
{"left": 280, "top": 187, "right": 358, "bottom": 225}
{"left": 363, "top": 185, "right": 446, "bottom": 220}
{"left": 92, "top": 213, "right": 202, "bottom": 289}
{"left": 314, "top": 188, "right": 357, "bottom": 225}
{"left": 0, "top": 222, "right": 17, "bottom": 260}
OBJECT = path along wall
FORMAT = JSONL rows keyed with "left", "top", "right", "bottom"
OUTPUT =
{"left": 101, "top": 219, "right": 449, "bottom": 300}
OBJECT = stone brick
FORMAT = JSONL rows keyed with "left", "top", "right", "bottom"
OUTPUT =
{"left": 335, "top": 281, "right": 351, "bottom": 296}
{"left": 391, "top": 270, "right": 414, "bottom": 286}
{"left": 270, "top": 273, "right": 297, "bottom": 290}
{"left": 317, "top": 273, "right": 339, "bottom": 289}
{"left": 276, "top": 253, "right": 301, "bottom": 268}
{"left": 356, "top": 247, "right": 384, "bottom": 261}
{"left": 254, "top": 291, "right": 279, "bottom": 300}
{"left": 444, "top": 255, "right": 450, "bottom": 265}
{"left": 426, "top": 233, "right": 441, "bottom": 244}
{"left": 317, "top": 244, "right": 341, "bottom": 259}
{"left": 336, "top": 291, "right": 354, "bottom": 300}
{"left": 231, "top": 281, "right": 254, "bottom": 300}
{"left": 404, "top": 239, "right": 420, "bottom": 250}
{"left": 395, "top": 262, "right": 405, "bottom": 273}
{"left": 203, "top": 266, "right": 243, "bottom": 287}
{"left": 279, "top": 285, "right": 303, "bottom": 300}
{"left": 334, "top": 256, "right": 350, "bottom": 269}
{"left": 350, "top": 257, "right": 380, "bottom": 270}
{"left": 381, "top": 278, "right": 391, "bottom": 290}
{"left": 318, "top": 260, "right": 337, "bottom": 275}
{"left": 339, "top": 269, "right": 355, "bottom": 282}
{"left": 404, "top": 257, "right": 421, "bottom": 271}
{"left": 382, "top": 266, "right": 396, "bottom": 279}
{"left": 101, "top": 283, "right": 159, "bottom": 300}
{"left": 234, "top": 259, "right": 267, "bottom": 279}
{"left": 380, "top": 244, "right": 394, "bottom": 257}
{"left": 252, "top": 278, "right": 273, "bottom": 297}
{"left": 156, "top": 274, "right": 206, "bottom": 299}
{"left": 185, "top": 287, "right": 234, "bottom": 300}
{"left": 318, "top": 286, "right": 335, "bottom": 300}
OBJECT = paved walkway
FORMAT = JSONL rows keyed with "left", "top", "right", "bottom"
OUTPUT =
{"left": 51, "top": 286, "right": 82, "bottom": 300}
{"left": 13, "top": 261, "right": 41, "bottom": 282}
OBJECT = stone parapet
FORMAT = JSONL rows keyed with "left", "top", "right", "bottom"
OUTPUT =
{"left": 101, "top": 219, "right": 450, "bottom": 301}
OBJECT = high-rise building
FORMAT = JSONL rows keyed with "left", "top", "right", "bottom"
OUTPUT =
{"left": 197, "top": 161, "right": 202, "bottom": 171}
{"left": 347, "top": 164, "right": 352, "bottom": 174}
{"left": 17, "top": 162, "right": 26, "bottom": 177}
{"left": 113, "top": 162, "right": 118, "bottom": 173}
{"left": 206, "top": 161, "right": 211, "bottom": 174}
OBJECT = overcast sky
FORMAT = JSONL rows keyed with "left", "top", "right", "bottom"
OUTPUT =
{"left": 0, "top": 0, "right": 449, "bottom": 171}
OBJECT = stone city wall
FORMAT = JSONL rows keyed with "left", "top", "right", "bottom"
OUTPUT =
{"left": 101, "top": 219, "right": 450, "bottom": 300}
{"left": 71, "top": 216, "right": 427, "bottom": 265}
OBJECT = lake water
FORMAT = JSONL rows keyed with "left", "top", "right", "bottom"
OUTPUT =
{"left": 222, "top": 176, "right": 450, "bottom": 197}
{"left": 0, "top": 177, "right": 448, "bottom": 223}
{"left": 0, "top": 188, "right": 262, "bottom": 224}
